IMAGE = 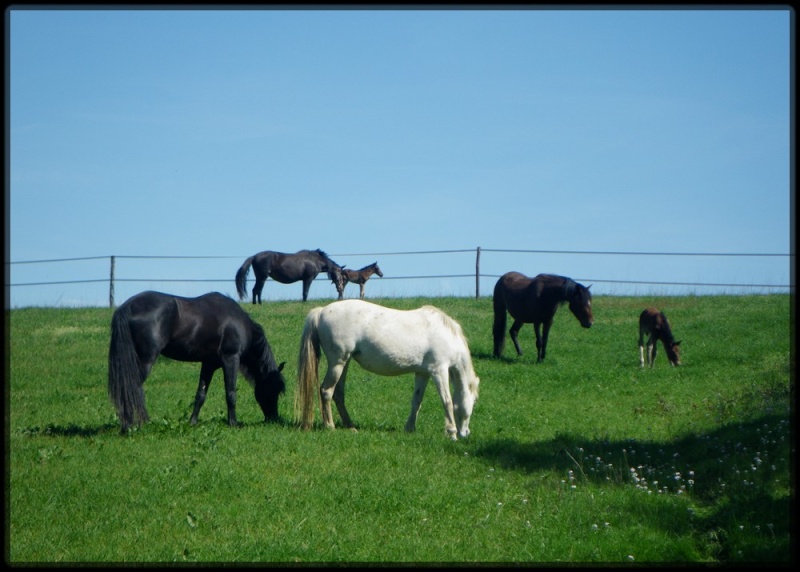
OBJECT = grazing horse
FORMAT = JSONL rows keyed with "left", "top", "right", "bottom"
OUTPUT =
{"left": 340, "top": 262, "right": 383, "bottom": 299}
{"left": 493, "top": 272, "right": 593, "bottom": 362}
{"left": 235, "top": 249, "right": 344, "bottom": 303}
{"left": 295, "top": 299, "right": 480, "bottom": 440}
{"left": 108, "top": 291, "right": 286, "bottom": 432}
{"left": 639, "top": 308, "right": 682, "bottom": 367}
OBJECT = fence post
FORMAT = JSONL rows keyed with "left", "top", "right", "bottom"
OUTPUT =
{"left": 475, "top": 246, "right": 481, "bottom": 298}
{"left": 109, "top": 256, "right": 115, "bottom": 308}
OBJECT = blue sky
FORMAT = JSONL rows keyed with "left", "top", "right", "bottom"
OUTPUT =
{"left": 7, "top": 7, "right": 793, "bottom": 307}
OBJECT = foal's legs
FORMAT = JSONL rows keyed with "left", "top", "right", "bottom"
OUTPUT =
{"left": 190, "top": 362, "right": 217, "bottom": 424}
{"left": 359, "top": 283, "right": 365, "bottom": 299}
{"left": 509, "top": 318, "right": 525, "bottom": 355}
{"left": 638, "top": 328, "right": 646, "bottom": 367}
{"left": 405, "top": 373, "right": 430, "bottom": 433}
{"left": 647, "top": 335, "right": 657, "bottom": 367}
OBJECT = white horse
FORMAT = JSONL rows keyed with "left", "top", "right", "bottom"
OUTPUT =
{"left": 295, "top": 299, "right": 480, "bottom": 440}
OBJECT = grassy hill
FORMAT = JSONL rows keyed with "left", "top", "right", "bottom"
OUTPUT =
{"left": 7, "top": 294, "right": 792, "bottom": 563}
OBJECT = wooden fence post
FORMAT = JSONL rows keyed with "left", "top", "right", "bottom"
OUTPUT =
{"left": 109, "top": 256, "right": 115, "bottom": 308}
{"left": 475, "top": 246, "right": 481, "bottom": 298}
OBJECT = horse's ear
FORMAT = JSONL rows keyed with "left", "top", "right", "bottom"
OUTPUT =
{"left": 587, "top": 284, "right": 592, "bottom": 290}
{"left": 278, "top": 361, "right": 286, "bottom": 371}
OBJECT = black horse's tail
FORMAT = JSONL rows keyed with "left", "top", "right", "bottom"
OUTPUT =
{"left": 108, "top": 305, "right": 149, "bottom": 431}
{"left": 235, "top": 256, "right": 255, "bottom": 300}
{"left": 492, "top": 279, "right": 508, "bottom": 358}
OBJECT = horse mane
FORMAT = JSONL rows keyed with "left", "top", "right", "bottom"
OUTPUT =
{"left": 419, "top": 305, "right": 463, "bottom": 338}
{"left": 315, "top": 249, "right": 333, "bottom": 262}
{"left": 659, "top": 314, "right": 677, "bottom": 344}
{"left": 420, "top": 306, "right": 475, "bottom": 368}
{"left": 420, "top": 306, "right": 480, "bottom": 399}
{"left": 240, "top": 320, "right": 283, "bottom": 391}
{"left": 560, "top": 276, "right": 577, "bottom": 300}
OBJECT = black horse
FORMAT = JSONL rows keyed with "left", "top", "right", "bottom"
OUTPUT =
{"left": 340, "top": 262, "right": 383, "bottom": 299}
{"left": 235, "top": 249, "right": 344, "bottom": 304}
{"left": 108, "top": 291, "right": 286, "bottom": 432}
{"left": 493, "top": 272, "right": 593, "bottom": 362}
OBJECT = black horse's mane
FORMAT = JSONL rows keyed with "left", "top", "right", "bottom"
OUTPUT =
{"left": 241, "top": 320, "right": 284, "bottom": 393}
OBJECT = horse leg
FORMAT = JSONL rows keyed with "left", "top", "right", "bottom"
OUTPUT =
{"left": 647, "top": 335, "right": 657, "bottom": 367}
{"left": 190, "top": 362, "right": 216, "bottom": 425}
{"left": 405, "top": 373, "right": 429, "bottom": 433}
{"left": 359, "top": 283, "right": 365, "bottom": 300}
{"left": 302, "top": 278, "right": 311, "bottom": 302}
{"left": 253, "top": 277, "right": 266, "bottom": 305}
{"left": 533, "top": 322, "right": 543, "bottom": 361}
{"left": 221, "top": 355, "right": 241, "bottom": 426}
{"left": 331, "top": 361, "right": 356, "bottom": 429}
{"left": 638, "top": 329, "right": 646, "bottom": 367}
{"left": 538, "top": 320, "right": 553, "bottom": 363}
{"left": 319, "top": 359, "right": 348, "bottom": 429}
{"left": 509, "top": 318, "right": 525, "bottom": 356}
{"left": 429, "top": 368, "right": 458, "bottom": 440}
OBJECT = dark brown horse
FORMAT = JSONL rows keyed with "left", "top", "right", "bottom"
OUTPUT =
{"left": 108, "top": 291, "right": 287, "bottom": 432}
{"left": 493, "top": 272, "right": 593, "bottom": 362}
{"left": 638, "top": 308, "right": 681, "bottom": 367}
{"left": 235, "top": 249, "right": 344, "bottom": 303}
{"left": 340, "top": 262, "right": 383, "bottom": 299}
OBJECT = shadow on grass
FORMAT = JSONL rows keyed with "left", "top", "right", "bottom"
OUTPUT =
{"left": 466, "top": 413, "right": 792, "bottom": 563}
{"left": 19, "top": 415, "right": 293, "bottom": 438}
{"left": 20, "top": 422, "right": 120, "bottom": 437}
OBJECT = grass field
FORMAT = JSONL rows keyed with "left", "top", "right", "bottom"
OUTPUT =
{"left": 7, "top": 294, "right": 793, "bottom": 563}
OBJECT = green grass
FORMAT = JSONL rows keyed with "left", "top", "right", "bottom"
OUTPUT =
{"left": 7, "top": 294, "right": 792, "bottom": 563}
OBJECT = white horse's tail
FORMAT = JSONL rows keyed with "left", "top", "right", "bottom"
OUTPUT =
{"left": 295, "top": 307, "right": 323, "bottom": 429}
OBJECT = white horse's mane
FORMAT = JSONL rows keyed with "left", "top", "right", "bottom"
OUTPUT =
{"left": 418, "top": 305, "right": 478, "bottom": 394}
{"left": 419, "top": 305, "right": 468, "bottom": 343}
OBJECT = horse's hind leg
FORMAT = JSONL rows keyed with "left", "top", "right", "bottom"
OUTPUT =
{"left": 253, "top": 277, "right": 266, "bottom": 305}
{"left": 405, "top": 373, "right": 429, "bottom": 433}
{"left": 359, "top": 283, "right": 365, "bottom": 300}
{"left": 320, "top": 359, "right": 349, "bottom": 429}
{"left": 331, "top": 361, "right": 356, "bottom": 429}
{"left": 190, "top": 362, "right": 216, "bottom": 425}
{"left": 509, "top": 318, "right": 525, "bottom": 356}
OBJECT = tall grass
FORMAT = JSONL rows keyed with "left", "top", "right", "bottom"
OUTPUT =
{"left": 7, "top": 295, "right": 792, "bottom": 563}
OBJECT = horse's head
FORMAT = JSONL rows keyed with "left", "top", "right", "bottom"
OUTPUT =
{"left": 569, "top": 283, "right": 593, "bottom": 328}
{"left": 254, "top": 362, "right": 286, "bottom": 421}
{"left": 666, "top": 340, "right": 682, "bottom": 367}
{"left": 372, "top": 262, "right": 384, "bottom": 278}
{"left": 453, "top": 367, "right": 480, "bottom": 440}
{"left": 327, "top": 265, "right": 345, "bottom": 298}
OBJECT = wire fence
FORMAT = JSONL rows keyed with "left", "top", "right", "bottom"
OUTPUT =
{"left": 6, "top": 247, "right": 794, "bottom": 308}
